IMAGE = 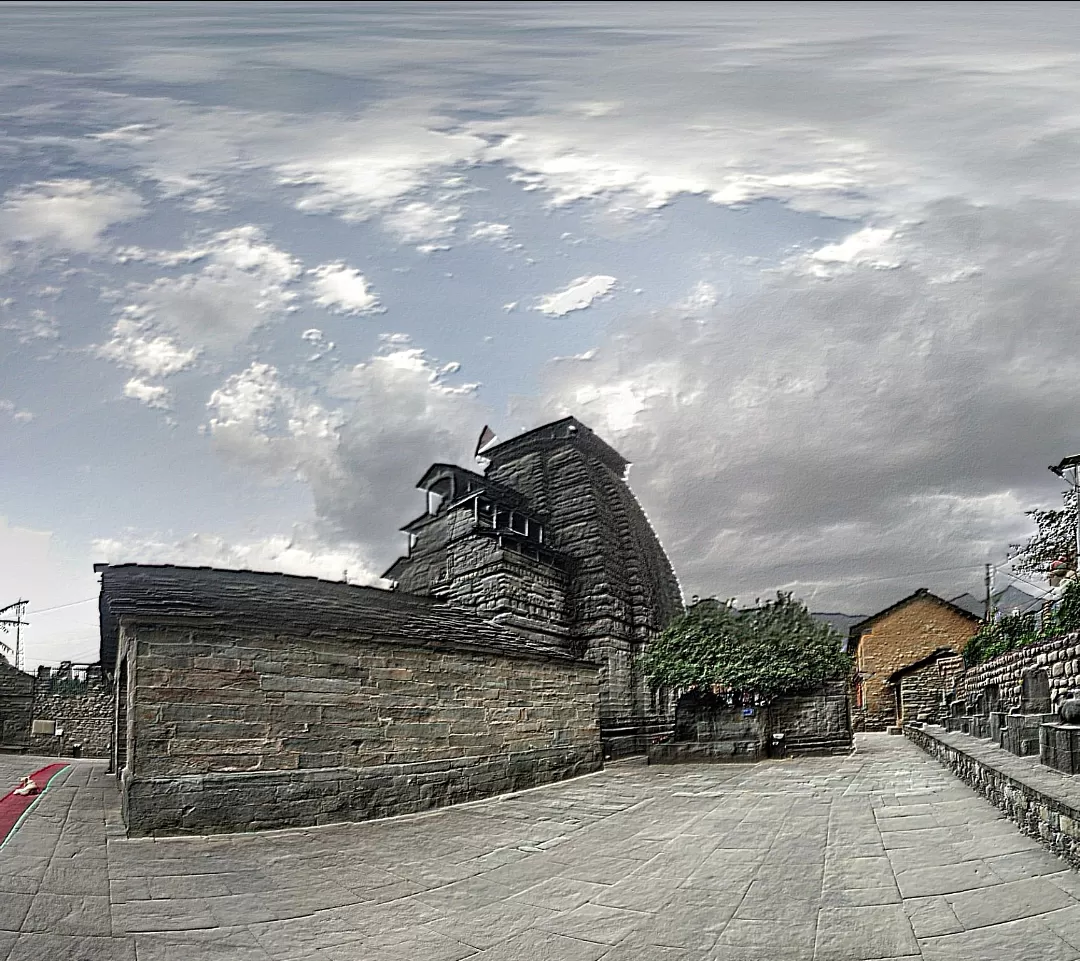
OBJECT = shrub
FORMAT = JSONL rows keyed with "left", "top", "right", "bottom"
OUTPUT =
{"left": 641, "top": 592, "right": 851, "bottom": 700}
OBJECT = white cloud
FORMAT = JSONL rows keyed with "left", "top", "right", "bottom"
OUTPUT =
{"left": 98, "top": 317, "right": 200, "bottom": 377}
{"left": 0, "top": 179, "right": 144, "bottom": 257}
{"left": 334, "top": 347, "right": 478, "bottom": 398}
{"left": 0, "top": 400, "right": 33, "bottom": 423}
{"left": 528, "top": 200, "right": 1080, "bottom": 612}
{"left": 381, "top": 201, "right": 460, "bottom": 252}
{"left": 206, "top": 362, "right": 344, "bottom": 479}
{"left": 300, "top": 327, "right": 334, "bottom": 361}
{"left": 469, "top": 221, "right": 513, "bottom": 245}
{"left": 91, "top": 529, "right": 385, "bottom": 586}
{"left": 117, "top": 226, "right": 302, "bottom": 352}
{"left": 202, "top": 345, "right": 483, "bottom": 563}
{"left": 122, "top": 378, "right": 170, "bottom": 409}
{"left": 537, "top": 275, "right": 617, "bottom": 317}
{"left": 806, "top": 227, "right": 900, "bottom": 276}
{"left": 308, "top": 262, "right": 382, "bottom": 315}
{"left": 551, "top": 348, "right": 598, "bottom": 363}
{"left": 273, "top": 103, "right": 486, "bottom": 220}
{"left": 0, "top": 306, "right": 59, "bottom": 344}
{"left": 677, "top": 281, "right": 720, "bottom": 312}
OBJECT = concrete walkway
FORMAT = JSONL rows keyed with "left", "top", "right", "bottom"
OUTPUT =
{"left": 1, "top": 734, "right": 1079, "bottom": 960}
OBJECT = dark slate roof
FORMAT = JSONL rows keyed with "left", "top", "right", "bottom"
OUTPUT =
{"left": 414, "top": 463, "right": 528, "bottom": 508}
{"left": 886, "top": 647, "right": 962, "bottom": 685}
{"left": 95, "top": 563, "right": 585, "bottom": 673}
{"left": 947, "top": 592, "right": 983, "bottom": 618}
{"left": 810, "top": 612, "right": 867, "bottom": 635}
{"left": 848, "top": 588, "right": 981, "bottom": 639}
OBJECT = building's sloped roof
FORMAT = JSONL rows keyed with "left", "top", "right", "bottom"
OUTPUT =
{"left": 947, "top": 593, "right": 984, "bottom": 618}
{"left": 810, "top": 612, "right": 867, "bottom": 635}
{"left": 848, "top": 588, "right": 981, "bottom": 638}
{"left": 96, "top": 563, "right": 583, "bottom": 673}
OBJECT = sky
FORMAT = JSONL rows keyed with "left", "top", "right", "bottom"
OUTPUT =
{"left": 4, "top": 1, "right": 1080, "bottom": 669}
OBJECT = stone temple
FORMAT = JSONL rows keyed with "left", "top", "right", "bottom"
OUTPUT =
{"left": 385, "top": 416, "right": 683, "bottom": 748}
{"left": 97, "top": 416, "right": 684, "bottom": 835}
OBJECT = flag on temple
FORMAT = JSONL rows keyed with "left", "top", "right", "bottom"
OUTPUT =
{"left": 475, "top": 425, "right": 497, "bottom": 457}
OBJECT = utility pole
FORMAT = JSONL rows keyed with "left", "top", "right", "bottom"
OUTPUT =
{"left": 984, "top": 563, "right": 993, "bottom": 622}
{"left": 0, "top": 599, "right": 28, "bottom": 671}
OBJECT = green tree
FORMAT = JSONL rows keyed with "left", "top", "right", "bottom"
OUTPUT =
{"left": 962, "top": 578, "right": 1080, "bottom": 666}
{"left": 641, "top": 592, "right": 852, "bottom": 700}
{"left": 1009, "top": 487, "right": 1077, "bottom": 577}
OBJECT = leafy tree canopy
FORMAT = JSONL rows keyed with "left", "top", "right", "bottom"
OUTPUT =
{"left": 1009, "top": 486, "right": 1077, "bottom": 577}
{"left": 641, "top": 592, "right": 852, "bottom": 700}
{"left": 964, "top": 577, "right": 1080, "bottom": 666}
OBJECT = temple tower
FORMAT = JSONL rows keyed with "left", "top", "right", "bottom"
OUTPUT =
{"left": 385, "top": 417, "right": 683, "bottom": 738}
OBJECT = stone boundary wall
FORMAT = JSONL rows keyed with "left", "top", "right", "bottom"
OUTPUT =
{"left": 28, "top": 689, "right": 113, "bottom": 757}
{"left": 895, "top": 654, "right": 964, "bottom": 725}
{"left": 768, "top": 679, "right": 853, "bottom": 751}
{"left": 0, "top": 661, "right": 33, "bottom": 749}
{"left": 906, "top": 724, "right": 1080, "bottom": 868}
{"left": 125, "top": 746, "right": 598, "bottom": 837}
{"left": 953, "top": 632, "right": 1080, "bottom": 710}
{"left": 123, "top": 623, "right": 602, "bottom": 836}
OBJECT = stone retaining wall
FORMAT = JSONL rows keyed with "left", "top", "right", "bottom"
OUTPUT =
{"left": 956, "top": 632, "right": 1080, "bottom": 710}
{"left": 906, "top": 723, "right": 1080, "bottom": 868}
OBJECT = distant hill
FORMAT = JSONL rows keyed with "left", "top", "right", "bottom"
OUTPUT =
{"left": 949, "top": 584, "right": 1043, "bottom": 618}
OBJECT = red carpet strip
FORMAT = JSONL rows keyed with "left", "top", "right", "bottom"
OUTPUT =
{"left": 0, "top": 762, "right": 68, "bottom": 846}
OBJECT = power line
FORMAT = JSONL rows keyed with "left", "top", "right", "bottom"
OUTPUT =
{"left": 994, "top": 567, "right": 1055, "bottom": 597}
{"left": 815, "top": 564, "right": 984, "bottom": 588}
{"left": 28, "top": 597, "right": 96, "bottom": 616}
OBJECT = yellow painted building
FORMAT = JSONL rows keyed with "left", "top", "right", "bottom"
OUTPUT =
{"left": 848, "top": 589, "right": 980, "bottom": 730}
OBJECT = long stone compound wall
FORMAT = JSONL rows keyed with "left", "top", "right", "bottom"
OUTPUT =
{"left": 952, "top": 631, "right": 1080, "bottom": 711}
{"left": 0, "top": 659, "right": 33, "bottom": 748}
{"left": 906, "top": 723, "right": 1080, "bottom": 869}
{"left": 648, "top": 679, "right": 854, "bottom": 763}
{"left": 0, "top": 660, "right": 113, "bottom": 756}
{"left": 28, "top": 689, "right": 113, "bottom": 757}
{"left": 99, "top": 564, "right": 602, "bottom": 837}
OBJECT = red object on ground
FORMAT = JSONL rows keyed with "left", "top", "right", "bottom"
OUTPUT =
{"left": 0, "top": 763, "right": 68, "bottom": 845}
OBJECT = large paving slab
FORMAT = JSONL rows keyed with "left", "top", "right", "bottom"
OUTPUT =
{"left": 1, "top": 735, "right": 1079, "bottom": 959}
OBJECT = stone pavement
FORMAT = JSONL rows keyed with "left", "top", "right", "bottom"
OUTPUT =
{"left": 2, "top": 734, "right": 1080, "bottom": 960}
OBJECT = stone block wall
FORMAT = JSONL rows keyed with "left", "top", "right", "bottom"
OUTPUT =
{"left": 0, "top": 660, "right": 33, "bottom": 748}
{"left": 442, "top": 540, "right": 571, "bottom": 642}
{"left": 852, "top": 596, "right": 978, "bottom": 730}
{"left": 28, "top": 689, "right": 113, "bottom": 757}
{"left": 484, "top": 427, "right": 682, "bottom": 723}
{"left": 768, "top": 679, "right": 853, "bottom": 752}
{"left": 121, "top": 624, "right": 601, "bottom": 836}
{"left": 907, "top": 724, "right": 1080, "bottom": 868}
{"left": 954, "top": 632, "right": 1080, "bottom": 713}
{"left": 898, "top": 655, "right": 964, "bottom": 724}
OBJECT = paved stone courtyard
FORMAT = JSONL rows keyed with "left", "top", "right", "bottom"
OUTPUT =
{"left": 2, "top": 734, "right": 1080, "bottom": 960}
